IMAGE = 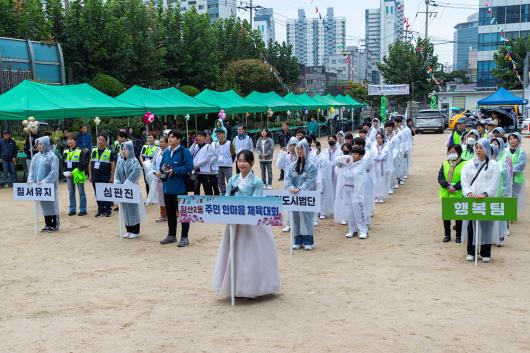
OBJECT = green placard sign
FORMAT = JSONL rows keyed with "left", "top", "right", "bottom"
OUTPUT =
{"left": 442, "top": 197, "right": 518, "bottom": 221}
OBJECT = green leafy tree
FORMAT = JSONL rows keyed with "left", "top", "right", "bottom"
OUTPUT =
{"left": 0, "top": 0, "right": 19, "bottom": 37}
{"left": 90, "top": 73, "right": 125, "bottom": 97}
{"left": 378, "top": 38, "right": 439, "bottom": 104}
{"left": 180, "top": 85, "right": 199, "bottom": 97}
{"left": 15, "top": 0, "right": 50, "bottom": 40}
{"left": 214, "top": 17, "right": 262, "bottom": 70}
{"left": 493, "top": 37, "right": 530, "bottom": 89}
{"left": 219, "top": 59, "right": 280, "bottom": 95}
{"left": 160, "top": 1, "right": 184, "bottom": 85}
{"left": 264, "top": 41, "right": 299, "bottom": 86}
{"left": 44, "top": 0, "right": 64, "bottom": 42}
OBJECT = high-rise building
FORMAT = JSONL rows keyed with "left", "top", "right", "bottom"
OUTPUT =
{"left": 169, "top": 0, "right": 236, "bottom": 22}
{"left": 253, "top": 8, "right": 275, "bottom": 47}
{"left": 453, "top": 13, "right": 479, "bottom": 76}
{"left": 477, "top": 1, "right": 530, "bottom": 87}
{"left": 286, "top": 8, "right": 345, "bottom": 67}
{"left": 380, "top": 0, "right": 404, "bottom": 60}
{"left": 365, "top": 8, "right": 381, "bottom": 83}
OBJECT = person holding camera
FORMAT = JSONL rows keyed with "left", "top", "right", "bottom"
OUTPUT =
{"left": 159, "top": 130, "right": 194, "bottom": 247}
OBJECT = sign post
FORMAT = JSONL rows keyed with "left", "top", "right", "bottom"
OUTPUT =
{"left": 442, "top": 197, "right": 517, "bottom": 266}
{"left": 95, "top": 183, "right": 142, "bottom": 239}
{"left": 177, "top": 195, "right": 283, "bottom": 306}
{"left": 264, "top": 190, "right": 320, "bottom": 255}
{"left": 13, "top": 183, "right": 55, "bottom": 238}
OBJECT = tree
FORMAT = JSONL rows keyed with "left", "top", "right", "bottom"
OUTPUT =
{"left": 45, "top": 0, "right": 64, "bottom": 42}
{"left": 378, "top": 38, "right": 440, "bottom": 104}
{"left": 14, "top": 0, "right": 50, "bottom": 40}
{"left": 0, "top": 0, "right": 18, "bottom": 37}
{"left": 493, "top": 37, "right": 530, "bottom": 89}
{"left": 180, "top": 85, "right": 199, "bottom": 97}
{"left": 219, "top": 59, "right": 280, "bottom": 95}
{"left": 214, "top": 17, "right": 262, "bottom": 70}
{"left": 90, "top": 73, "right": 125, "bottom": 97}
{"left": 264, "top": 41, "right": 300, "bottom": 85}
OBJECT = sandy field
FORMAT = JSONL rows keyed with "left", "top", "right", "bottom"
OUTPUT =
{"left": 1, "top": 132, "right": 529, "bottom": 353}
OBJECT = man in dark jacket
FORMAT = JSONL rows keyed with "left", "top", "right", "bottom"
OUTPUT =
{"left": 277, "top": 122, "right": 292, "bottom": 181}
{"left": 0, "top": 130, "right": 18, "bottom": 187}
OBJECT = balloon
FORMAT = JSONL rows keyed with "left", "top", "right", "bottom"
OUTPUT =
{"left": 218, "top": 109, "right": 226, "bottom": 120}
{"left": 22, "top": 120, "right": 28, "bottom": 127}
{"left": 28, "top": 116, "right": 35, "bottom": 122}
{"left": 23, "top": 127, "right": 29, "bottom": 134}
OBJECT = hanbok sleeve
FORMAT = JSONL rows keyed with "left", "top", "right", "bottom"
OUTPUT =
{"left": 41, "top": 154, "right": 59, "bottom": 184}
{"left": 252, "top": 177, "right": 264, "bottom": 196}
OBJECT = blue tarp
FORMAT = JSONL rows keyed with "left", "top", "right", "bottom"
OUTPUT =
{"left": 477, "top": 87, "right": 528, "bottom": 106}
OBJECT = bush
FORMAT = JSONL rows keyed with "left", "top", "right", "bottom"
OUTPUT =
{"left": 179, "top": 85, "right": 200, "bottom": 97}
{"left": 90, "top": 73, "right": 126, "bottom": 97}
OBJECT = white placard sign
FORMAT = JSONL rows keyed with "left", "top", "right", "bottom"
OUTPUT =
{"left": 263, "top": 190, "right": 320, "bottom": 212}
{"left": 368, "top": 84, "right": 410, "bottom": 96}
{"left": 13, "top": 183, "right": 55, "bottom": 201}
{"left": 95, "top": 183, "right": 141, "bottom": 204}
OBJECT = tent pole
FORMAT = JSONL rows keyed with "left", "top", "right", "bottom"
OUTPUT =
{"left": 194, "top": 114, "right": 197, "bottom": 132}
{"left": 186, "top": 117, "right": 189, "bottom": 148}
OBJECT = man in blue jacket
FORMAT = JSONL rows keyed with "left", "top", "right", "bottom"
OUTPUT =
{"left": 159, "top": 130, "right": 194, "bottom": 247}
{"left": 0, "top": 130, "right": 18, "bottom": 187}
{"left": 77, "top": 124, "right": 92, "bottom": 152}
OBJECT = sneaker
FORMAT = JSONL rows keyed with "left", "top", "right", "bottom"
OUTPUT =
{"left": 105, "top": 212, "right": 111, "bottom": 217}
{"left": 78, "top": 211, "right": 87, "bottom": 216}
{"left": 282, "top": 226, "right": 291, "bottom": 232}
{"left": 443, "top": 235, "right": 451, "bottom": 243}
{"left": 41, "top": 227, "right": 51, "bottom": 232}
{"left": 160, "top": 235, "right": 177, "bottom": 245}
{"left": 359, "top": 233, "right": 368, "bottom": 239}
{"left": 113, "top": 206, "right": 119, "bottom": 211}
{"left": 46, "top": 227, "right": 58, "bottom": 233}
{"left": 68, "top": 211, "right": 76, "bottom": 216}
{"left": 496, "top": 241, "right": 504, "bottom": 247}
{"left": 404, "top": 176, "right": 408, "bottom": 179}
{"left": 340, "top": 220, "right": 347, "bottom": 225}
{"left": 292, "top": 244, "right": 301, "bottom": 250}
{"left": 155, "top": 217, "right": 167, "bottom": 223}
{"left": 379, "top": 199, "right": 385, "bottom": 204}
{"left": 394, "top": 185, "right": 399, "bottom": 189}
{"left": 388, "top": 190, "right": 394, "bottom": 195}
{"left": 319, "top": 215, "right": 326, "bottom": 220}
{"left": 178, "top": 238, "right": 189, "bottom": 247}
{"left": 466, "top": 255, "right": 475, "bottom": 261}
{"left": 122, "top": 233, "right": 130, "bottom": 238}
{"left": 94, "top": 213, "right": 102, "bottom": 218}
{"left": 304, "top": 245, "right": 313, "bottom": 251}
{"left": 128, "top": 233, "right": 140, "bottom": 239}
{"left": 482, "top": 257, "right": 491, "bottom": 263}
{"left": 345, "top": 232, "right": 354, "bottom": 238}
{"left": 455, "top": 236, "right": 462, "bottom": 244}
{"left": 399, "top": 180, "right": 405, "bottom": 185}
{"left": 266, "top": 185, "right": 273, "bottom": 190}
{"left": 313, "top": 221, "right": 318, "bottom": 226}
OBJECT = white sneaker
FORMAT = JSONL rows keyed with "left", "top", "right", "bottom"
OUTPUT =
{"left": 313, "top": 221, "right": 319, "bottom": 226}
{"left": 128, "top": 233, "right": 140, "bottom": 239}
{"left": 345, "top": 232, "right": 354, "bottom": 238}
{"left": 266, "top": 185, "right": 272, "bottom": 190}
{"left": 122, "top": 233, "right": 130, "bottom": 238}
{"left": 388, "top": 190, "right": 394, "bottom": 195}
{"left": 292, "top": 244, "right": 300, "bottom": 250}
{"left": 304, "top": 245, "right": 313, "bottom": 250}
{"left": 482, "top": 257, "right": 491, "bottom": 263}
{"left": 404, "top": 176, "right": 408, "bottom": 179}
{"left": 282, "top": 226, "right": 290, "bottom": 232}
{"left": 504, "top": 229, "right": 510, "bottom": 237}
{"left": 466, "top": 255, "right": 475, "bottom": 261}
{"left": 359, "top": 233, "right": 368, "bottom": 239}
{"left": 394, "top": 185, "right": 399, "bottom": 189}
{"left": 496, "top": 241, "right": 504, "bottom": 247}
{"left": 399, "top": 180, "right": 405, "bottom": 185}
{"left": 340, "top": 220, "right": 347, "bottom": 225}
{"left": 319, "top": 215, "right": 326, "bottom": 220}
{"left": 379, "top": 199, "right": 385, "bottom": 204}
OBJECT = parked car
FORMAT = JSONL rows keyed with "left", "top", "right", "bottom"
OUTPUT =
{"left": 521, "top": 119, "right": 530, "bottom": 136}
{"left": 414, "top": 109, "right": 445, "bottom": 134}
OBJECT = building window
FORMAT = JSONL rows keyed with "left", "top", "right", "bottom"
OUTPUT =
{"left": 452, "top": 96, "right": 466, "bottom": 110}
{"left": 522, "top": 4, "right": 530, "bottom": 22}
{"left": 506, "top": 5, "right": 521, "bottom": 24}
{"left": 477, "top": 60, "right": 497, "bottom": 87}
{"left": 478, "top": 32, "right": 502, "bottom": 51}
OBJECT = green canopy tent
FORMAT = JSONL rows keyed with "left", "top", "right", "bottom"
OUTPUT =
{"left": 337, "top": 94, "right": 365, "bottom": 108}
{"left": 116, "top": 85, "right": 219, "bottom": 115}
{"left": 0, "top": 80, "right": 145, "bottom": 120}
{"left": 245, "top": 91, "right": 300, "bottom": 111}
{"left": 283, "top": 93, "right": 321, "bottom": 110}
{"left": 195, "top": 89, "right": 267, "bottom": 114}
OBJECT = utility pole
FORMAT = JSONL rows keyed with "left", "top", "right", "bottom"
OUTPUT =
{"left": 238, "top": 0, "right": 258, "bottom": 29}
{"left": 249, "top": 0, "right": 253, "bottom": 28}
{"left": 417, "top": 0, "right": 437, "bottom": 39}
{"left": 523, "top": 52, "right": 530, "bottom": 120}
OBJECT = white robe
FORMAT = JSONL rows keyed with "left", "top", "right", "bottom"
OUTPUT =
{"left": 342, "top": 158, "right": 368, "bottom": 234}
{"left": 371, "top": 143, "right": 390, "bottom": 200}
{"left": 362, "top": 148, "right": 375, "bottom": 226}
{"left": 316, "top": 151, "right": 334, "bottom": 216}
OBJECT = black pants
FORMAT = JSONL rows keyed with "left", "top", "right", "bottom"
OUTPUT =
{"left": 164, "top": 193, "right": 190, "bottom": 238}
{"left": 126, "top": 224, "right": 140, "bottom": 234}
{"left": 443, "top": 220, "right": 462, "bottom": 237}
{"left": 209, "top": 174, "right": 220, "bottom": 195}
{"left": 194, "top": 174, "right": 213, "bottom": 195}
{"left": 44, "top": 215, "right": 58, "bottom": 228}
{"left": 279, "top": 169, "right": 285, "bottom": 180}
{"left": 466, "top": 221, "right": 491, "bottom": 257}
{"left": 92, "top": 178, "right": 112, "bottom": 214}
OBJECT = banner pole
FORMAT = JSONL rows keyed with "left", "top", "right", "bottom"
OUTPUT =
{"left": 290, "top": 211, "right": 294, "bottom": 255}
{"left": 475, "top": 220, "right": 480, "bottom": 267}
{"left": 34, "top": 201, "right": 38, "bottom": 239}
{"left": 119, "top": 205, "right": 124, "bottom": 239}
{"left": 229, "top": 224, "right": 235, "bottom": 306}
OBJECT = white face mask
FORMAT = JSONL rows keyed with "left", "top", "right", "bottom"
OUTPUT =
{"left": 448, "top": 153, "right": 458, "bottom": 161}
{"left": 467, "top": 137, "right": 476, "bottom": 146}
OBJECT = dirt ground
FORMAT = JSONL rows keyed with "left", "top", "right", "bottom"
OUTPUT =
{"left": 1, "top": 132, "right": 529, "bottom": 353}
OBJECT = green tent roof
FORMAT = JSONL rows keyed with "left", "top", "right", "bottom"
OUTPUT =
{"left": 116, "top": 86, "right": 219, "bottom": 115}
{"left": 283, "top": 93, "right": 321, "bottom": 109}
{"left": 336, "top": 94, "right": 365, "bottom": 108}
{"left": 308, "top": 94, "right": 335, "bottom": 109}
{"left": 0, "top": 80, "right": 145, "bottom": 120}
{"left": 245, "top": 91, "right": 300, "bottom": 111}
{"left": 195, "top": 89, "right": 267, "bottom": 113}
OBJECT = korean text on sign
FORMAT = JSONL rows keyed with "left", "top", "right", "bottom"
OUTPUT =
{"left": 263, "top": 190, "right": 320, "bottom": 212}
{"left": 95, "top": 183, "right": 141, "bottom": 204}
{"left": 13, "top": 183, "right": 55, "bottom": 202}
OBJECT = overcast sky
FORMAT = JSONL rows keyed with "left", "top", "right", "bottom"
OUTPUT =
{"left": 239, "top": 0, "right": 480, "bottom": 66}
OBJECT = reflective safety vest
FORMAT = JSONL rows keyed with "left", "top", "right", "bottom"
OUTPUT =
{"left": 439, "top": 159, "right": 464, "bottom": 199}
{"left": 142, "top": 144, "right": 158, "bottom": 159}
{"left": 64, "top": 147, "right": 82, "bottom": 162}
{"left": 461, "top": 148, "right": 474, "bottom": 161}
{"left": 509, "top": 148, "right": 525, "bottom": 184}
{"left": 91, "top": 147, "right": 112, "bottom": 164}
{"left": 452, "top": 130, "right": 462, "bottom": 146}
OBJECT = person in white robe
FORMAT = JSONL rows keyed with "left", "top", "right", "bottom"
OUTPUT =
{"left": 384, "top": 121, "right": 397, "bottom": 195}
{"left": 315, "top": 141, "right": 334, "bottom": 219}
{"left": 285, "top": 139, "right": 318, "bottom": 250}
{"left": 461, "top": 138, "right": 500, "bottom": 263}
{"left": 277, "top": 137, "right": 298, "bottom": 232}
{"left": 212, "top": 149, "right": 280, "bottom": 300}
{"left": 149, "top": 136, "right": 168, "bottom": 222}
{"left": 353, "top": 137, "right": 374, "bottom": 228}
{"left": 336, "top": 131, "right": 345, "bottom": 148}
{"left": 490, "top": 138, "right": 512, "bottom": 246}
{"left": 506, "top": 132, "right": 526, "bottom": 214}
{"left": 323, "top": 135, "right": 342, "bottom": 191}
{"left": 334, "top": 143, "right": 353, "bottom": 226}
{"left": 372, "top": 131, "right": 390, "bottom": 203}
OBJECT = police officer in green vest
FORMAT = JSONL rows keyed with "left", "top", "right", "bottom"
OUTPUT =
{"left": 448, "top": 118, "right": 466, "bottom": 147}
{"left": 507, "top": 132, "right": 527, "bottom": 214}
{"left": 63, "top": 134, "right": 88, "bottom": 216}
{"left": 438, "top": 144, "right": 465, "bottom": 243}
{"left": 89, "top": 133, "right": 116, "bottom": 217}
{"left": 140, "top": 132, "right": 158, "bottom": 194}
{"left": 114, "top": 130, "right": 129, "bottom": 155}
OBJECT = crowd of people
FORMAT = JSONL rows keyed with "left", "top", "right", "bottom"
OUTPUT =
{"left": 22, "top": 115, "right": 417, "bottom": 300}
{"left": 440, "top": 116, "right": 526, "bottom": 262}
